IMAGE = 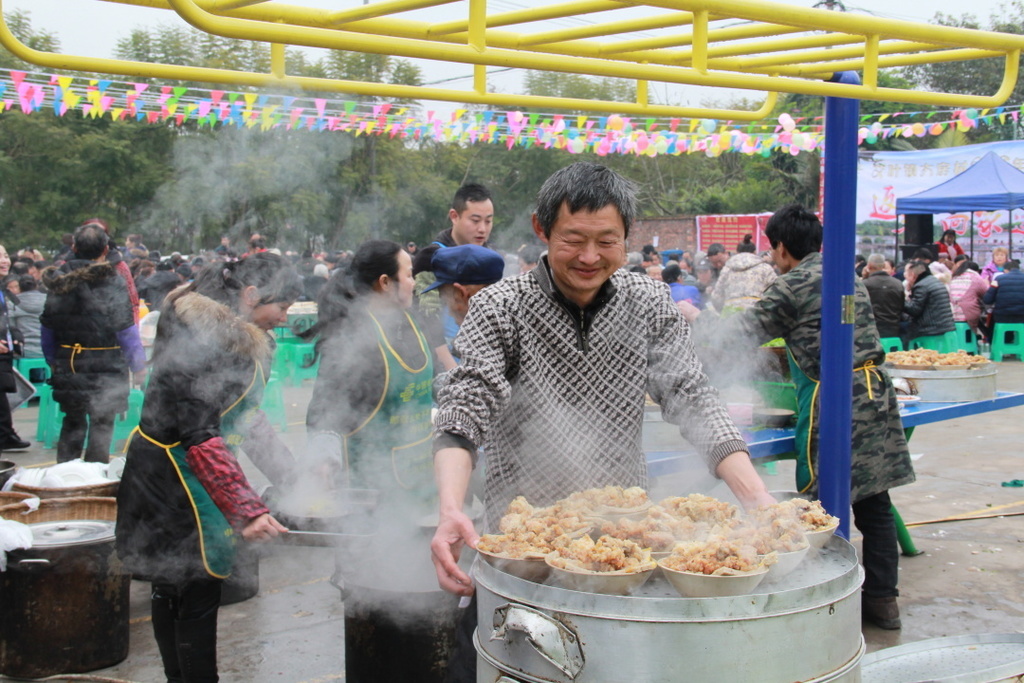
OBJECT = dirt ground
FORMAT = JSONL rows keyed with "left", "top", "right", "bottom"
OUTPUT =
{"left": 2, "top": 361, "right": 1023, "bottom": 681}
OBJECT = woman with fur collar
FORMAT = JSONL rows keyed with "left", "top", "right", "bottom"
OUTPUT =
{"left": 116, "top": 252, "right": 302, "bottom": 683}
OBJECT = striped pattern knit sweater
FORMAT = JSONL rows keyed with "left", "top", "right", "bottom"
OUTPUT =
{"left": 433, "top": 258, "right": 748, "bottom": 529}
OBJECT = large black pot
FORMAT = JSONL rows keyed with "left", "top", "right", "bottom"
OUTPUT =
{"left": 344, "top": 584, "right": 462, "bottom": 683}
{"left": 0, "top": 520, "right": 131, "bottom": 679}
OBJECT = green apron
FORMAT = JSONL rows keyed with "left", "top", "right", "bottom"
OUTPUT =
{"left": 131, "top": 362, "right": 267, "bottom": 579}
{"left": 786, "top": 349, "right": 819, "bottom": 496}
{"left": 343, "top": 310, "right": 435, "bottom": 511}
{"left": 787, "top": 349, "right": 883, "bottom": 498}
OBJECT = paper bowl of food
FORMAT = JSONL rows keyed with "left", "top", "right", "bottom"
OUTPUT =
{"left": 658, "top": 562, "right": 769, "bottom": 598}
{"left": 805, "top": 522, "right": 840, "bottom": 550}
{"left": 762, "top": 544, "right": 810, "bottom": 579}
{"left": 544, "top": 556, "right": 656, "bottom": 595}
{"left": 476, "top": 545, "right": 551, "bottom": 583}
{"left": 544, "top": 535, "right": 658, "bottom": 595}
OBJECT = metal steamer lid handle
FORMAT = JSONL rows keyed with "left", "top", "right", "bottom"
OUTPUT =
{"left": 490, "top": 603, "right": 585, "bottom": 680}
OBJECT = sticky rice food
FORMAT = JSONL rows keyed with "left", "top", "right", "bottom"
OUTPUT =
{"left": 656, "top": 494, "right": 740, "bottom": 526}
{"left": 660, "top": 534, "right": 775, "bottom": 576}
{"left": 546, "top": 534, "right": 657, "bottom": 574}
{"left": 725, "top": 516, "right": 808, "bottom": 554}
{"left": 561, "top": 485, "right": 651, "bottom": 516}
{"left": 599, "top": 505, "right": 712, "bottom": 552}
{"left": 752, "top": 497, "right": 839, "bottom": 533}
{"left": 477, "top": 496, "right": 591, "bottom": 559}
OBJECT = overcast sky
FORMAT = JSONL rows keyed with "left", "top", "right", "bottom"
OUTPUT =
{"left": 4, "top": 0, "right": 1016, "bottom": 109}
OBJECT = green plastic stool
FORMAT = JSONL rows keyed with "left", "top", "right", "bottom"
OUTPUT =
{"left": 879, "top": 337, "right": 904, "bottom": 353}
{"left": 909, "top": 331, "right": 957, "bottom": 354}
{"left": 15, "top": 357, "right": 50, "bottom": 391}
{"left": 35, "top": 384, "right": 66, "bottom": 449}
{"left": 277, "top": 338, "right": 319, "bottom": 386}
{"left": 953, "top": 322, "right": 979, "bottom": 354}
{"left": 261, "top": 373, "right": 288, "bottom": 432}
{"left": 111, "top": 388, "right": 145, "bottom": 453}
{"left": 991, "top": 322, "right": 1024, "bottom": 361}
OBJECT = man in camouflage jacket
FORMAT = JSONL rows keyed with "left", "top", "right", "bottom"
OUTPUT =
{"left": 681, "top": 204, "right": 914, "bottom": 630}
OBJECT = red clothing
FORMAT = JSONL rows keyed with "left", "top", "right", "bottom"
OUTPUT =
{"left": 186, "top": 436, "right": 269, "bottom": 529}
{"left": 936, "top": 240, "right": 965, "bottom": 260}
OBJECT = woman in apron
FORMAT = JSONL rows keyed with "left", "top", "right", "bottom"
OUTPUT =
{"left": 116, "top": 252, "right": 303, "bottom": 682}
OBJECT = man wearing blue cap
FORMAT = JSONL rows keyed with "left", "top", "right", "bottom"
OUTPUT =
{"left": 423, "top": 244, "right": 506, "bottom": 326}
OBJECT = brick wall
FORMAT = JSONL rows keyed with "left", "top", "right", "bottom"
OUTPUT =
{"left": 628, "top": 216, "right": 697, "bottom": 254}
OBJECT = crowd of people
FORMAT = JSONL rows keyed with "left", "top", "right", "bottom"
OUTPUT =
{"left": 7, "top": 166, "right": 1022, "bottom": 682}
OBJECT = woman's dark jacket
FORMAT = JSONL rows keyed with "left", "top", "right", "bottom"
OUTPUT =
{"left": 116, "top": 289, "right": 292, "bottom": 581}
{"left": 984, "top": 269, "right": 1024, "bottom": 323}
{"left": 40, "top": 260, "right": 135, "bottom": 412}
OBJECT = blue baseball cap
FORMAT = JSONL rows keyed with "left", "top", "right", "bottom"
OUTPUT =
{"left": 422, "top": 244, "right": 505, "bottom": 293}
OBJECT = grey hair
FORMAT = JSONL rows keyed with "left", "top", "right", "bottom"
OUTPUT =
{"left": 534, "top": 162, "right": 638, "bottom": 238}
{"left": 626, "top": 251, "right": 643, "bottom": 267}
{"left": 866, "top": 253, "right": 886, "bottom": 269}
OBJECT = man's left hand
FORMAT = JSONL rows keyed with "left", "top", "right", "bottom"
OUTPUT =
{"left": 676, "top": 300, "right": 701, "bottom": 323}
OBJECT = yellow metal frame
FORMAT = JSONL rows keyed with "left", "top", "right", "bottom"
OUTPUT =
{"left": 3, "top": 0, "right": 1023, "bottom": 118}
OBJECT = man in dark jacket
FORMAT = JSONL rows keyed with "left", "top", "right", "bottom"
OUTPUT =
{"left": 412, "top": 183, "right": 497, "bottom": 369}
{"left": 41, "top": 223, "right": 146, "bottom": 463}
{"left": 902, "top": 260, "right": 955, "bottom": 346}
{"left": 138, "top": 260, "right": 183, "bottom": 311}
{"left": 863, "top": 254, "right": 905, "bottom": 338}
{"left": 983, "top": 259, "right": 1024, "bottom": 324}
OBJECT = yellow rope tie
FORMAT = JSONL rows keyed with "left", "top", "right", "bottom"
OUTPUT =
{"left": 854, "top": 360, "right": 881, "bottom": 400}
{"left": 59, "top": 343, "right": 121, "bottom": 374}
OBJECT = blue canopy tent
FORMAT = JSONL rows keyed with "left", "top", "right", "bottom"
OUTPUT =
{"left": 895, "top": 151, "right": 1024, "bottom": 258}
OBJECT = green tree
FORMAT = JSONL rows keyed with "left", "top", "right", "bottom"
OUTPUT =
{"left": 0, "top": 10, "right": 61, "bottom": 71}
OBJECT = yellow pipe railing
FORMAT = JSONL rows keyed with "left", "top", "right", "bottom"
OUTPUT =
{"left": 14, "top": 0, "right": 1024, "bottom": 116}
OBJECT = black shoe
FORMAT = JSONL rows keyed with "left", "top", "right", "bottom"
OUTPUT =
{"left": 0, "top": 436, "right": 30, "bottom": 451}
{"left": 862, "top": 595, "right": 902, "bottom": 630}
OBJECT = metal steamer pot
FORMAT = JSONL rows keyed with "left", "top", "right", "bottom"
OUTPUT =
{"left": 0, "top": 520, "right": 131, "bottom": 679}
{"left": 474, "top": 537, "right": 865, "bottom": 683}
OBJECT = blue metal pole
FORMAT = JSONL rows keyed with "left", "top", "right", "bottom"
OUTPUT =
{"left": 819, "top": 71, "right": 860, "bottom": 539}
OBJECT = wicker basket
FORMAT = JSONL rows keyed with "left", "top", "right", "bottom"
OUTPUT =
{"left": 12, "top": 479, "right": 119, "bottom": 499}
{"left": 0, "top": 490, "right": 33, "bottom": 505}
{"left": 0, "top": 496, "right": 117, "bottom": 523}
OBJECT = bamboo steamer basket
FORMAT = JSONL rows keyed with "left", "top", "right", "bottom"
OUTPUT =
{"left": 12, "top": 479, "right": 119, "bottom": 499}
{"left": 0, "top": 496, "right": 117, "bottom": 523}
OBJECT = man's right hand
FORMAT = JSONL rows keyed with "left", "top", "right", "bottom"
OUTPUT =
{"left": 431, "top": 509, "right": 479, "bottom": 596}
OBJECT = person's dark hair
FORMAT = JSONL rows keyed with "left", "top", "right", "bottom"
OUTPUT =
{"left": 72, "top": 223, "right": 109, "bottom": 260}
{"left": 10, "top": 262, "right": 29, "bottom": 277}
{"left": 534, "top": 162, "right": 638, "bottom": 239}
{"left": 905, "top": 260, "right": 931, "bottom": 280}
{"left": 942, "top": 229, "right": 957, "bottom": 241}
{"left": 1006, "top": 259, "right": 1021, "bottom": 271}
{"left": 176, "top": 265, "right": 193, "bottom": 280}
{"left": 628, "top": 264, "right": 646, "bottom": 274}
{"left": 913, "top": 247, "right": 936, "bottom": 261}
{"left": 642, "top": 244, "right": 658, "bottom": 256}
{"left": 249, "top": 236, "right": 266, "bottom": 251}
{"left": 18, "top": 275, "right": 36, "bottom": 292}
{"left": 736, "top": 234, "right": 756, "bottom": 254}
{"left": 953, "top": 253, "right": 967, "bottom": 264}
{"left": 301, "top": 240, "right": 404, "bottom": 346}
{"left": 452, "top": 183, "right": 492, "bottom": 214}
{"left": 706, "top": 243, "right": 727, "bottom": 257}
{"left": 518, "top": 244, "right": 543, "bottom": 266}
{"left": 967, "top": 260, "right": 981, "bottom": 274}
{"left": 764, "top": 204, "right": 822, "bottom": 260}
{"left": 661, "top": 263, "right": 682, "bottom": 283}
{"left": 952, "top": 259, "right": 974, "bottom": 278}
{"left": 186, "top": 251, "right": 302, "bottom": 312}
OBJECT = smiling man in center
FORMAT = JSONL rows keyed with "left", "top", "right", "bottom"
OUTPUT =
{"left": 429, "top": 162, "right": 774, "bottom": 683}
